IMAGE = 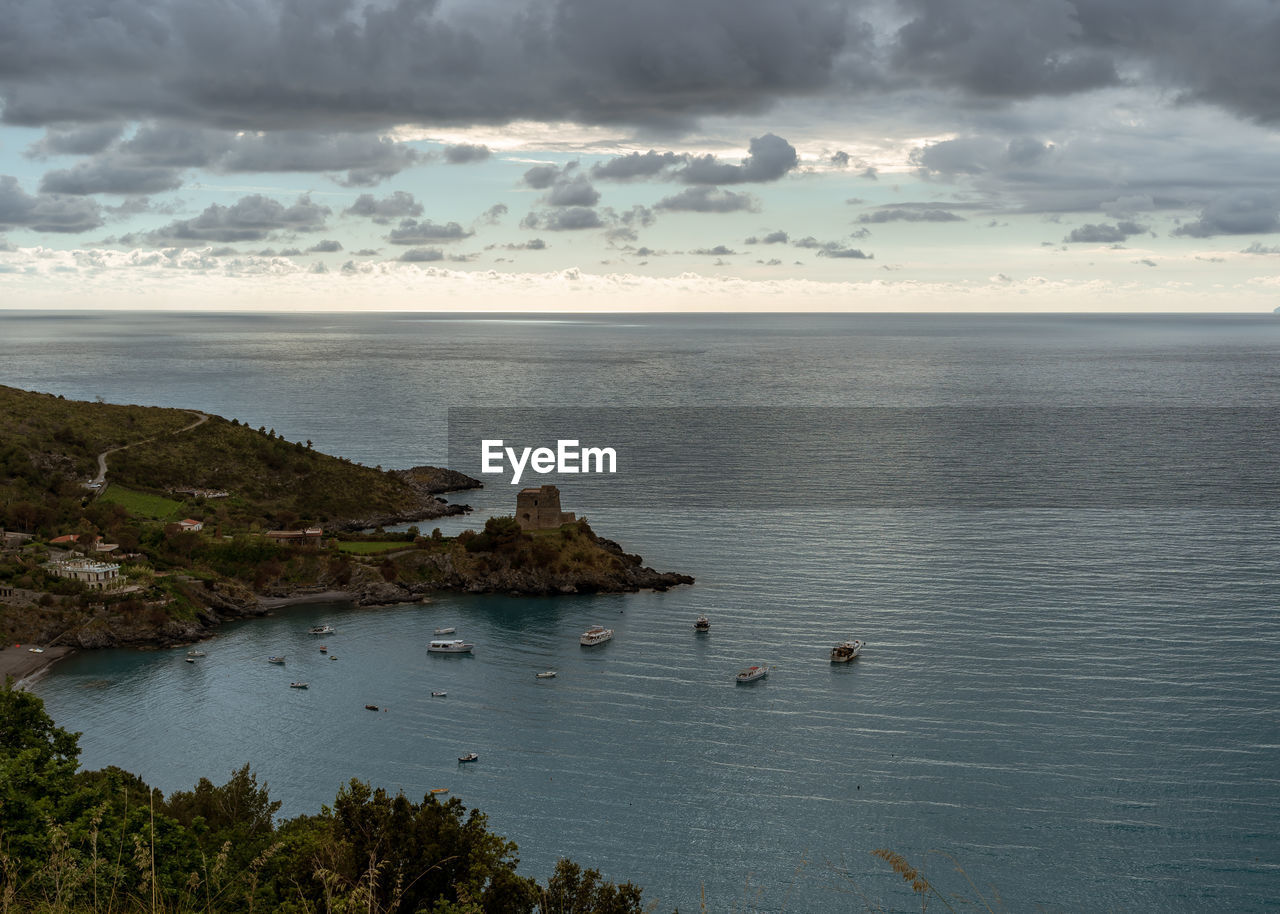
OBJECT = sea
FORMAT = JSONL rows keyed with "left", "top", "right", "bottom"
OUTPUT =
{"left": 4, "top": 311, "right": 1279, "bottom": 912}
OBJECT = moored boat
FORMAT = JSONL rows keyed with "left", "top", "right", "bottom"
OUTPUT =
{"left": 830, "top": 640, "right": 865, "bottom": 663}
{"left": 187, "top": 649, "right": 206, "bottom": 657}
{"left": 458, "top": 752, "right": 478, "bottom": 763}
{"left": 364, "top": 704, "right": 379, "bottom": 711}
{"left": 579, "top": 625, "right": 614, "bottom": 646}
{"left": 430, "top": 787, "right": 449, "bottom": 795}
{"left": 434, "top": 627, "right": 456, "bottom": 635}
{"left": 694, "top": 615, "right": 710, "bottom": 632}
{"left": 268, "top": 656, "right": 285, "bottom": 664}
{"left": 289, "top": 682, "right": 308, "bottom": 689}
{"left": 431, "top": 690, "right": 447, "bottom": 697}
{"left": 735, "top": 665, "right": 768, "bottom": 683}
{"left": 319, "top": 645, "right": 327, "bottom": 652}
{"left": 184, "top": 657, "right": 196, "bottom": 663}
{"left": 308, "top": 625, "right": 335, "bottom": 635}
{"left": 428, "top": 639, "right": 473, "bottom": 654}
{"left": 536, "top": 670, "right": 557, "bottom": 679}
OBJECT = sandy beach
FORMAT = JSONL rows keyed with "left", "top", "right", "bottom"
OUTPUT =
{"left": 0, "top": 644, "right": 75, "bottom": 687}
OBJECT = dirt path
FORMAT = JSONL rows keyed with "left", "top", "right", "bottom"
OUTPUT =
{"left": 90, "top": 410, "right": 209, "bottom": 493}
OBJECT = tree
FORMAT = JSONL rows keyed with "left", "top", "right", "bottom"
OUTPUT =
{"left": 0, "top": 679, "right": 82, "bottom": 863}
{"left": 538, "top": 859, "right": 646, "bottom": 914}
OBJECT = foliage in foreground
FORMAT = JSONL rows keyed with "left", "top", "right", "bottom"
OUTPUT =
{"left": 0, "top": 680, "right": 646, "bottom": 914}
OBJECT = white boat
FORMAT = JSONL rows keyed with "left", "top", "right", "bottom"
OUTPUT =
{"left": 830, "top": 640, "right": 865, "bottom": 663}
{"left": 187, "top": 649, "right": 206, "bottom": 657}
{"left": 579, "top": 625, "right": 614, "bottom": 646}
{"left": 458, "top": 752, "right": 478, "bottom": 763}
{"left": 735, "top": 665, "right": 768, "bottom": 683}
{"left": 308, "top": 625, "right": 334, "bottom": 635}
{"left": 694, "top": 615, "right": 710, "bottom": 632}
{"left": 184, "top": 657, "right": 196, "bottom": 663}
{"left": 289, "top": 682, "right": 308, "bottom": 689}
{"left": 431, "top": 690, "right": 447, "bottom": 697}
{"left": 428, "top": 639, "right": 473, "bottom": 654}
{"left": 268, "top": 656, "right": 286, "bottom": 664}
{"left": 536, "top": 671, "right": 557, "bottom": 679}
{"left": 434, "top": 627, "right": 456, "bottom": 635}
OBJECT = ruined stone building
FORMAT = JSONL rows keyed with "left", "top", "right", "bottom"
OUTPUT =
{"left": 516, "top": 485, "right": 576, "bottom": 531}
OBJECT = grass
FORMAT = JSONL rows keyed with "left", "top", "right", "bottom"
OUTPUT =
{"left": 337, "top": 540, "right": 414, "bottom": 554}
{"left": 98, "top": 485, "right": 184, "bottom": 521}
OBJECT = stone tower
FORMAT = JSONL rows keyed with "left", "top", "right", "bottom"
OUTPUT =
{"left": 516, "top": 485, "right": 576, "bottom": 531}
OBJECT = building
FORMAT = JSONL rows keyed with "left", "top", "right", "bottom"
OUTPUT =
{"left": 178, "top": 518, "right": 204, "bottom": 532}
{"left": 0, "top": 585, "right": 13, "bottom": 598}
{"left": 515, "top": 485, "right": 576, "bottom": 531}
{"left": 265, "top": 527, "right": 325, "bottom": 546}
{"left": 46, "top": 559, "right": 121, "bottom": 590}
{"left": 0, "top": 529, "right": 35, "bottom": 548}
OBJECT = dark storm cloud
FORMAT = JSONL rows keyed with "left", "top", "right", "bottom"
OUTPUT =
{"left": 676, "top": 134, "right": 798, "bottom": 184}
{"left": 344, "top": 191, "right": 424, "bottom": 223}
{"left": 39, "top": 157, "right": 185, "bottom": 195}
{"left": 386, "top": 219, "right": 473, "bottom": 244}
{"left": 856, "top": 208, "right": 965, "bottom": 223}
{"left": 398, "top": 247, "right": 445, "bottom": 262}
{"left": 1063, "top": 221, "right": 1148, "bottom": 243}
{"left": 26, "top": 124, "right": 126, "bottom": 158}
{"left": 0, "top": 175, "right": 103, "bottom": 232}
{"left": 1172, "top": 193, "right": 1280, "bottom": 238}
{"left": 655, "top": 187, "right": 759, "bottom": 213}
{"left": 306, "top": 239, "right": 344, "bottom": 253}
{"left": 138, "top": 193, "right": 330, "bottom": 244}
{"left": 443, "top": 143, "right": 492, "bottom": 164}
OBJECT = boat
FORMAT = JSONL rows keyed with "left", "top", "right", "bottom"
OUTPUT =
{"left": 735, "top": 665, "right": 768, "bottom": 683}
{"left": 187, "top": 649, "right": 206, "bottom": 657}
{"left": 289, "top": 682, "right": 308, "bottom": 689}
{"left": 694, "top": 615, "right": 710, "bottom": 632}
{"left": 428, "top": 639, "right": 473, "bottom": 653}
{"left": 319, "top": 645, "right": 327, "bottom": 653}
{"left": 830, "top": 640, "right": 865, "bottom": 663}
{"left": 430, "top": 787, "right": 449, "bottom": 795}
{"left": 535, "top": 671, "right": 557, "bottom": 679}
{"left": 364, "top": 704, "right": 379, "bottom": 711}
{"left": 458, "top": 752, "right": 478, "bottom": 763}
{"left": 579, "top": 625, "right": 614, "bottom": 646}
{"left": 27, "top": 647, "right": 44, "bottom": 654}
{"left": 431, "top": 690, "right": 447, "bottom": 697}
{"left": 268, "top": 656, "right": 286, "bottom": 664}
{"left": 330, "top": 655, "right": 338, "bottom": 661}
{"left": 184, "top": 657, "right": 196, "bottom": 663}
{"left": 308, "top": 625, "right": 334, "bottom": 635}
{"left": 434, "top": 627, "right": 456, "bottom": 635}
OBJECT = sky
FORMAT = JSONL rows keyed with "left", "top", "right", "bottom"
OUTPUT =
{"left": 2, "top": 0, "right": 1280, "bottom": 312}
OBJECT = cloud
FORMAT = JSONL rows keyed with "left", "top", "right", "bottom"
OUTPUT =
{"left": 793, "top": 235, "right": 873, "bottom": 258}
{"left": 1172, "top": 193, "right": 1280, "bottom": 238}
{"left": 214, "top": 132, "right": 422, "bottom": 186}
{"left": 546, "top": 174, "right": 600, "bottom": 207}
{"left": 830, "top": 151, "right": 851, "bottom": 167}
{"left": 398, "top": 247, "right": 445, "bottom": 262}
{"left": 676, "top": 133, "right": 798, "bottom": 184}
{"left": 1242, "top": 242, "right": 1280, "bottom": 254}
{"left": 136, "top": 193, "right": 330, "bottom": 244}
{"left": 591, "top": 150, "right": 685, "bottom": 181}
{"left": 745, "top": 230, "right": 789, "bottom": 244}
{"left": 344, "top": 191, "right": 424, "bottom": 224}
{"left": 856, "top": 207, "right": 966, "bottom": 223}
{"left": 26, "top": 123, "right": 125, "bottom": 158}
{"left": 1063, "top": 221, "right": 1148, "bottom": 243}
{"left": 386, "top": 219, "right": 473, "bottom": 244}
{"left": 306, "top": 239, "right": 344, "bottom": 253}
{"left": 490, "top": 238, "right": 547, "bottom": 251}
{"left": 443, "top": 143, "right": 492, "bottom": 164}
{"left": 655, "top": 187, "right": 759, "bottom": 213}
{"left": 521, "top": 207, "right": 605, "bottom": 231}
{"left": 39, "top": 157, "right": 185, "bottom": 195}
{"left": 479, "top": 203, "right": 508, "bottom": 225}
{"left": 691, "top": 245, "right": 737, "bottom": 256}
{"left": 0, "top": 175, "right": 103, "bottom": 232}
{"left": 522, "top": 164, "right": 568, "bottom": 190}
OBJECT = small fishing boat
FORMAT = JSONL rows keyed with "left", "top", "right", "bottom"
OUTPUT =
{"left": 308, "top": 625, "right": 334, "bottom": 635}
{"left": 330, "top": 655, "right": 338, "bottom": 660}
{"left": 579, "top": 625, "right": 613, "bottom": 646}
{"left": 268, "top": 656, "right": 286, "bottom": 664}
{"left": 430, "top": 787, "right": 449, "bottom": 795}
{"left": 290, "top": 682, "right": 308, "bottom": 689}
{"left": 735, "top": 665, "right": 768, "bottom": 684}
{"left": 184, "top": 656, "right": 196, "bottom": 663}
{"left": 187, "top": 649, "right": 206, "bottom": 657}
{"left": 694, "top": 615, "right": 710, "bottom": 632}
{"left": 535, "top": 671, "right": 557, "bottom": 679}
{"left": 319, "top": 645, "right": 327, "bottom": 652}
{"left": 830, "top": 640, "right": 865, "bottom": 663}
{"left": 431, "top": 690, "right": 447, "bottom": 697}
{"left": 364, "top": 704, "right": 379, "bottom": 711}
{"left": 458, "top": 752, "right": 478, "bottom": 763}
{"left": 434, "top": 627, "right": 456, "bottom": 635}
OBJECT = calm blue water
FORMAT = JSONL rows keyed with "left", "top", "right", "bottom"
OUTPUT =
{"left": 5, "top": 312, "right": 1280, "bottom": 912}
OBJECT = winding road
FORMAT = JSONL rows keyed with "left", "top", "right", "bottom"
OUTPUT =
{"left": 89, "top": 410, "right": 209, "bottom": 494}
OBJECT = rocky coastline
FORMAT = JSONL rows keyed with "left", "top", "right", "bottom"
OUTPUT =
{"left": 324, "top": 466, "right": 483, "bottom": 532}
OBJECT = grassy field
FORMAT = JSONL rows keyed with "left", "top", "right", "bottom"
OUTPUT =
{"left": 99, "top": 484, "right": 185, "bottom": 520}
{"left": 337, "top": 540, "right": 414, "bottom": 554}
